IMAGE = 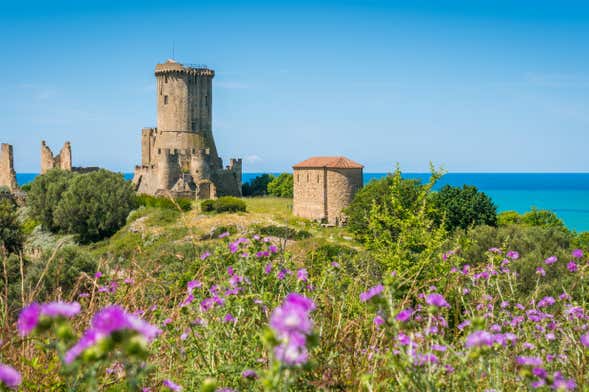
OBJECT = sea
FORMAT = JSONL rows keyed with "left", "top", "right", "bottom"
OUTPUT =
{"left": 15, "top": 172, "right": 589, "bottom": 233}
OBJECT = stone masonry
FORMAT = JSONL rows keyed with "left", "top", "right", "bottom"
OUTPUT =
{"left": 41, "top": 141, "right": 72, "bottom": 174}
{"left": 0, "top": 144, "right": 18, "bottom": 191}
{"left": 293, "top": 156, "right": 363, "bottom": 225}
{"left": 133, "top": 60, "right": 242, "bottom": 199}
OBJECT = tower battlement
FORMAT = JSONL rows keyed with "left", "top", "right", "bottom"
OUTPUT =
{"left": 133, "top": 60, "right": 242, "bottom": 199}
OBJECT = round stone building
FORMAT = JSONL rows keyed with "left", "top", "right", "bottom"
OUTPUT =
{"left": 292, "top": 156, "right": 363, "bottom": 225}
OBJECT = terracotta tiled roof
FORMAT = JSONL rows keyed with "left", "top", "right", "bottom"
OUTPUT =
{"left": 292, "top": 156, "right": 364, "bottom": 169}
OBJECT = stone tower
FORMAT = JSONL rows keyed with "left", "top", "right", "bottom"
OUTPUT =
{"left": 0, "top": 144, "right": 18, "bottom": 191}
{"left": 41, "top": 141, "right": 72, "bottom": 174}
{"left": 133, "top": 60, "right": 242, "bottom": 199}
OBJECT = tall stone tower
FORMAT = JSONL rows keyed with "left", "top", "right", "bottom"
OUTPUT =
{"left": 133, "top": 60, "right": 242, "bottom": 199}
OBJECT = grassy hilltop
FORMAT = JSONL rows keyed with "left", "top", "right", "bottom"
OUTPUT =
{"left": 0, "top": 170, "right": 588, "bottom": 391}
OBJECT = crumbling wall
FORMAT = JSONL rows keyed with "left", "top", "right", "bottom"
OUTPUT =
{"left": 40, "top": 141, "right": 72, "bottom": 174}
{"left": 0, "top": 144, "right": 18, "bottom": 191}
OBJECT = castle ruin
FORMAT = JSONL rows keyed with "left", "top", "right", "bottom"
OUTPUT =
{"left": 0, "top": 144, "right": 18, "bottom": 191}
{"left": 41, "top": 141, "right": 72, "bottom": 174}
{"left": 133, "top": 60, "right": 242, "bottom": 199}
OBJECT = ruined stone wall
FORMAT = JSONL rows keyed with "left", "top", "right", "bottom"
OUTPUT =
{"left": 0, "top": 144, "right": 18, "bottom": 191}
{"left": 325, "top": 168, "right": 363, "bottom": 225}
{"left": 293, "top": 168, "right": 326, "bottom": 221}
{"left": 41, "top": 141, "right": 72, "bottom": 174}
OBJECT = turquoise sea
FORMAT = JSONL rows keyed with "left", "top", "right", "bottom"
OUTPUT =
{"left": 16, "top": 172, "right": 589, "bottom": 232}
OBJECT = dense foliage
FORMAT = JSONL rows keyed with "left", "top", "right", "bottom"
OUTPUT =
{"left": 27, "top": 169, "right": 136, "bottom": 242}
{"left": 498, "top": 208, "right": 566, "bottom": 229}
{"left": 345, "top": 173, "right": 423, "bottom": 242}
{"left": 430, "top": 184, "right": 497, "bottom": 231}
{"left": 267, "top": 173, "right": 293, "bottom": 198}
{"left": 241, "top": 174, "right": 274, "bottom": 197}
{"left": 201, "top": 196, "right": 247, "bottom": 213}
{"left": 27, "top": 169, "right": 74, "bottom": 232}
{"left": 0, "top": 199, "right": 23, "bottom": 254}
{"left": 53, "top": 170, "right": 137, "bottom": 243}
{"left": 135, "top": 194, "right": 192, "bottom": 212}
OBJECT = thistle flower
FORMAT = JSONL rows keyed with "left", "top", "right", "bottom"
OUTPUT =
{"left": 270, "top": 293, "right": 316, "bottom": 366}
{"left": 359, "top": 284, "right": 384, "bottom": 302}
{"left": 567, "top": 261, "right": 578, "bottom": 272}
{"left": 0, "top": 364, "right": 21, "bottom": 390}
{"left": 572, "top": 249, "right": 583, "bottom": 258}
{"left": 425, "top": 293, "right": 449, "bottom": 308}
{"left": 395, "top": 308, "right": 413, "bottom": 322}
{"left": 18, "top": 302, "right": 81, "bottom": 336}
{"left": 297, "top": 268, "right": 308, "bottom": 282}
{"left": 506, "top": 250, "right": 520, "bottom": 260}
{"left": 581, "top": 333, "right": 589, "bottom": 347}
{"left": 163, "top": 379, "right": 182, "bottom": 391}
{"left": 64, "top": 305, "right": 161, "bottom": 364}
{"left": 465, "top": 330, "right": 494, "bottom": 348}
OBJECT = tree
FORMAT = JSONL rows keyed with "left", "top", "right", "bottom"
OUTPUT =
{"left": 363, "top": 166, "right": 448, "bottom": 278}
{"left": 242, "top": 174, "right": 274, "bottom": 197}
{"left": 344, "top": 173, "right": 423, "bottom": 242}
{"left": 0, "top": 199, "right": 24, "bottom": 253}
{"left": 430, "top": 185, "right": 497, "bottom": 231}
{"left": 521, "top": 208, "right": 566, "bottom": 229}
{"left": 53, "top": 170, "right": 137, "bottom": 242}
{"left": 267, "top": 173, "right": 293, "bottom": 198}
{"left": 27, "top": 169, "right": 75, "bottom": 231}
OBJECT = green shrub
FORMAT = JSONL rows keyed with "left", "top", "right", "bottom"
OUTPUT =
{"left": 242, "top": 174, "right": 274, "bottom": 196}
{"left": 24, "top": 245, "right": 97, "bottom": 301}
{"left": 135, "top": 194, "right": 192, "bottom": 211}
{"left": 20, "top": 183, "right": 31, "bottom": 192}
{"left": 0, "top": 199, "right": 24, "bottom": 254}
{"left": 201, "top": 197, "right": 246, "bottom": 213}
{"left": 430, "top": 185, "right": 497, "bottom": 231}
{"left": 345, "top": 173, "right": 423, "bottom": 243}
{"left": 27, "top": 169, "right": 75, "bottom": 232}
{"left": 267, "top": 173, "right": 293, "bottom": 198}
{"left": 257, "top": 224, "right": 311, "bottom": 240}
{"left": 497, "top": 210, "right": 521, "bottom": 226}
{"left": 53, "top": 170, "right": 137, "bottom": 242}
{"left": 497, "top": 208, "right": 566, "bottom": 230}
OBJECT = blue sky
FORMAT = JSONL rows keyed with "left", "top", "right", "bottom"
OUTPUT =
{"left": 1, "top": 0, "right": 588, "bottom": 173}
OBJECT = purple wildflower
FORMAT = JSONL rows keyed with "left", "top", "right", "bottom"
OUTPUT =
{"left": 581, "top": 333, "right": 589, "bottom": 347}
{"left": 269, "top": 245, "right": 278, "bottom": 253}
{"left": 218, "top": 231, "right": 230, "bottom": 239}
{"left": 567, "top": 261, "right": 578, "bottom": 272}
{"left": 297, "top": 268, "right": 308, "bottom": 282}
{"left": 18, "top": 302, "right": 81, "bottom": 336}
{"left": 94, "top": 271, "right": 103, "bottom": 279}
{"left": 373, "top": 315, "right": 385, "bottom": 328}
{"left": 163, "top": 379, "right": 182, "bottom": 391}
{"left": 544, "top": 256, "right": 557, "bottom": 265}
{"left": 395, "top": 308, "right": 413, "bottom": 322}
{"left": 17, "top": 303, "right": 41, "bottom": 336}
{"left": 537, "top": 296, "right": 555, "bottom": 308}
{"left": 359, "top": 284, "right": 384, "bottom": 302}
{"left": 200, "top": 251, "right": 211, "bottom": 260}
{"left": 465, "top": 330, "right": 494, "bottom": 348}
{"left": 242, "top": 369, "right": 258, "bottom": 379}
{"left": 516, "top": 356, "right": 543, "bottom": 367}
{"left": 506, "top": 250, "right": 520, "bottom": 260}
{"left": 425, "top": 293, "right": 450, "bottom": 308}
{"left": 224, "top": 313, "right": 236, "bottom": 323}
{"left": 41, "top": 302, "right": 81, "bottom": 318}
{"left": 0, "top": 364, "right": 21, "bottom": 390}
{"left": 187, "top": 280, "right": 202, "bottom": 293}
{"left": 270, "top": 293, "right": 316, "bottom": 366}
{"left": 572, "top": 249, "right": 583, "bottom": 258}
{"left": 536, "top": 267, "right": 546, "bottom": 276}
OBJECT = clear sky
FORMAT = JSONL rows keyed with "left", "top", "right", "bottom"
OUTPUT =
{"left": 1, "top": 0, "right": 588, "bottom": 173}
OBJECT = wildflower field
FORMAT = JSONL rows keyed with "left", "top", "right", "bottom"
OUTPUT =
{"left": 1, "top": 193, "right": 588, "bottom": 391}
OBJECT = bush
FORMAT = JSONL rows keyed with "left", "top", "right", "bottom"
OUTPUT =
{"left": 201, "top": 197, "right": 246, "bottom": 213}
{"left": 53, "top": 170, "right": 137, "bottom": 242}
{"left": 242, "top": 174, "right": 274, "bottom": 196}
{"left": 27, "top": 169, "right": 75, "bottom": 232}
{"left": 257, "top": 225, "right": 311, "bottom": 240}
{"left": 24, "top": 245, "right": 97, "bottom": 301}
{"left": 497, "top": 208, "right": 566, "bottom": 230}
{"left": 430, "top": 185, "right": 497, "bottom": 231}
{"left": 267, "top": 173, "right": 293, "bottom": 198}
{"left": 0, "top": 199, "right": 24, "bottom": 254}
{"left": 135, "top": 194, "right": 192, "bottom": 211}
{"left": 345, "top": 173, "right": 423, "bottom": 242}
{"left": 20, "top": 183, "right": 31, "bottom": 192}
